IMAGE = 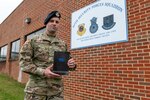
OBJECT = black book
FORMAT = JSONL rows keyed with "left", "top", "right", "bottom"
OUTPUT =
{"left": 53, "top": 51, "right": 70, "bottom": 75}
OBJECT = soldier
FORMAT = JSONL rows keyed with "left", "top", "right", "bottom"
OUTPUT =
{"left": 19, "top": 11, "right": 76, "bottom": 100}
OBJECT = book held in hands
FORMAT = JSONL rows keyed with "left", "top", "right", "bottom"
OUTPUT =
{"left": 53, "top": 51, "right": 70, "bottom": 75}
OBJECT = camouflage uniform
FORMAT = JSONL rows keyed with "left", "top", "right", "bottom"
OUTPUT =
{"left": 19, "top": 33, "right": 67, "bottom": 100}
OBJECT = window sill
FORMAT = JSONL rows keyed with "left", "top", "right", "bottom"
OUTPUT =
{"left": 9, "top": 58, "right": 19, "bottom": 61}
{"left": 0, "top": 60, "right": 6, "bottom": 62}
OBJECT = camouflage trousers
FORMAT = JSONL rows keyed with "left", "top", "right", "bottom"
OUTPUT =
{"left": 24, "top": 93, "right": 63, "bottom": 100}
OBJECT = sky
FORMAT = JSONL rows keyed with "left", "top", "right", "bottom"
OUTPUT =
{"left": 0, "top": 0, "right": 23, "bottom": 24}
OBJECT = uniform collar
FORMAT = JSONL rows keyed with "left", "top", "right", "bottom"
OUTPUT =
{"left": 41, "top": 33, "right": 60, "bottom": 43}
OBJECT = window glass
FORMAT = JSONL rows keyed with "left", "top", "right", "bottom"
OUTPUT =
{"left": 11, "top": 39, "right": 20, "bottom": 59}
{"left": 0, "top": 45, "right": 8, "bottom": 61}
{"left": 26, "top": 28, "right": 46, "bottom": 39}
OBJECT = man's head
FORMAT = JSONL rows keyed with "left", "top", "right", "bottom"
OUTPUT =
{"left": 44, "top": 11, "right": 61, "bottom": 25}
{"left": 44, "top": 11, "right": 61, "bottom": 36}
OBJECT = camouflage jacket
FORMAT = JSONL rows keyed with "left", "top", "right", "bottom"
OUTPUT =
{"left": 19, "top": 33, "right": 67, "bottom": 96}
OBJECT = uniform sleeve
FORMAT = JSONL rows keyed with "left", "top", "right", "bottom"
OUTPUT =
{"left": 19, "top": 39, "right": 45, "bottom": 76}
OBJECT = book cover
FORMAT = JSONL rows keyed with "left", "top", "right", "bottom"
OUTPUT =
{"left": 53, "top": 51, "right": 70, "bottom": 75}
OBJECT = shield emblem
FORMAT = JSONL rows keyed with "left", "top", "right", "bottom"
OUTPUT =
{"left": 77, "top": 23, "right": 86, "bottom": 36}
{"left": 102, "top": 14, "right": 116, "bottom": 30}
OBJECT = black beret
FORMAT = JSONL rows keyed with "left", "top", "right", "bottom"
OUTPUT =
{"left": 44, "top": 11, "right": 61, "bottom": 25}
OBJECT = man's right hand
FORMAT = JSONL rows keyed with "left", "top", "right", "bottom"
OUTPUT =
{"left": 43, "top": 64, "right": 61, "bottom": 78}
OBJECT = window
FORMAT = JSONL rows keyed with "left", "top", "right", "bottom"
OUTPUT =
{"left": 0, "top": 45, "right": 8, "bottom": 61}
{"left": 10, "top": 39, "right": 20, "bottom": 60}
{"left": 26, "top": 28, "right": 46, "bottom": 39}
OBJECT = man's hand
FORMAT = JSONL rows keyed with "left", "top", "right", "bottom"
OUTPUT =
{"left": 43, "top": 64, "right": 61, "bottom": 78}
{"left": 67, "top": 58, "right": 76, "bottom": 68}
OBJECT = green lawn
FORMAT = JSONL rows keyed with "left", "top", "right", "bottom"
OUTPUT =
{"left": 0, "top": 73, "right": 25, "bottom": 100}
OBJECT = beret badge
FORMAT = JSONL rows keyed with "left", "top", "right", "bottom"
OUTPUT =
{"left": 56, "top": 12, "right": 60, "bottom": 17}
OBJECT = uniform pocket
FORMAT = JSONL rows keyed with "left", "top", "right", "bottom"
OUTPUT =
{"left": 34, "top": 46, "right": 49, "bottom": 61}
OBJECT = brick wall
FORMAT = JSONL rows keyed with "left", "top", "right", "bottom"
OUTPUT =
{"left": 0, "top": 0, "right": 150, "bottom": 99}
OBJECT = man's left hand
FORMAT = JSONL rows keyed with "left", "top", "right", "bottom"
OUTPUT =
{"left": 67, "top": 58, "right": 76, "bottom": 68}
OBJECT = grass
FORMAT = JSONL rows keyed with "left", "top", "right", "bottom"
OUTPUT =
{"left": 0, "top": 73, "right": 25, "bottom": 100}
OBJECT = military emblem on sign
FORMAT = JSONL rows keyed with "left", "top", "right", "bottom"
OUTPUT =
{"left": 102, "top": 14, "right": 116, "bottom": 30}
{"left": 89, "top": 17, "right": 98, "bottom": 34}
{"left": 77, "top": 23, "right": 86, "bottom": 36}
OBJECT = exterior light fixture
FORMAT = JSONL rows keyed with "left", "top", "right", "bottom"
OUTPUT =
{"left": 25, "top": 18, "right": 31, "bottom": 24}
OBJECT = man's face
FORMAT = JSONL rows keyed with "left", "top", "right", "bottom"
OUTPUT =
{"left": 46, "top": 17, "right": 60, "bottom": 35}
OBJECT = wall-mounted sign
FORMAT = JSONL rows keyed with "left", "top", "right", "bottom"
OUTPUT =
{"left": 71, "top": 0, "right": 128, "bottom": 49}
